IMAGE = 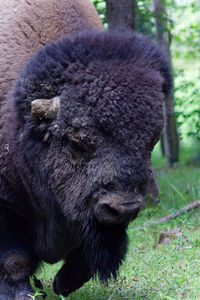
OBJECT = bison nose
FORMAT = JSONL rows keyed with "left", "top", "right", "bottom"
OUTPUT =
{"left": 94, "top": 193, "right": 142, "bottom": 225}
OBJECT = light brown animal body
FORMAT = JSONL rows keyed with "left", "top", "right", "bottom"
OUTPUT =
{"left": 0, "top": 0, "right": 103, "bottom": 98}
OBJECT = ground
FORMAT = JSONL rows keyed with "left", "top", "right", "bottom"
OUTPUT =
{"left": 30, "top": 144, "right": 200, "bottom": 299}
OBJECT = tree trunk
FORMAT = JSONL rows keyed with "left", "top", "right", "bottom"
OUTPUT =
{"left": 105, "top": 0, "right": 136, "bottom": 31}
{"left": 163, "top": 92, "right": 179, "bottom": 165}
{"left": 145, "top": 167, "right": 159, "bottom": 205}
{"left": 153, "top": 0, "right": 179, "bottom": 166}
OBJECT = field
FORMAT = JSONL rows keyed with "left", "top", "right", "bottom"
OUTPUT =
{"left": 30, "top": 144, "right": 200, "bottom": 300}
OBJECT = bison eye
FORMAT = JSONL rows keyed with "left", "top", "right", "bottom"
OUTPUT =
{"left": 69, "top": 139, "right": 88, "bottom": 153}
{"left": 63, "top": 135, "right": 89, "bottom": 153}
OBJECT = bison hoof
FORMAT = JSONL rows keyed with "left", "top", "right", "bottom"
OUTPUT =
{"left": 53, "top": 278, "right": 70, "bottom": 297}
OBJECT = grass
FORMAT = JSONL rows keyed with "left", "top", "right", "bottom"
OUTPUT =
{"left": 31, "top": 145, "right": 200, "bottom": 299}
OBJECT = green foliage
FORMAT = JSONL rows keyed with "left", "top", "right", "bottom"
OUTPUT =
{"left": 135, "top": 0, "right": 154, "bottom": 35}
{"left": 171, "top": 1, "right": 200, "bottom": 146}
{"left": 173, "top": 58, "right": 200, "bottom": 144}
{"left": 171, "top": 0, "right": 200, "bottom": 59}
{"left": 91, "top": 0, "right": 107, "bottom": 26}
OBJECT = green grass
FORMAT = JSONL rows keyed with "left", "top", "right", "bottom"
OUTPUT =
{"left": 31, "top": 148, "right": 200, "bottom": 300}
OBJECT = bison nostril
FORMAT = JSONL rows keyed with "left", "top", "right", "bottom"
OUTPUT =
{"left": 102, "top": 203, "right": 120, "bottom": 218}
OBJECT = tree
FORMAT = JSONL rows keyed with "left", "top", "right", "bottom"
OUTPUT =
{"left": 105, "top": 0, "right": 136, "bottom": 31}
{"left": 153, "top": 0, "right": 179, "bottom": 166}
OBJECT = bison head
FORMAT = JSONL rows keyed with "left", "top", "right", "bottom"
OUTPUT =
{"left": 11, "top": 30, "right": 171, "bottom": 280}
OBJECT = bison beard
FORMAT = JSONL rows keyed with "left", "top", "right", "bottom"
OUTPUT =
{"left": 80, "top": 220, "right": 128, "bottom": 282}
{"left": 0, "top": 29, "right": 172, "bottom": 298}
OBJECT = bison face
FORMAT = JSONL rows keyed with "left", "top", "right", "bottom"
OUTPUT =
{"left": 27, "top": 80, "right": 159, "bottom": 228}
{"left": 12, "top": 30, "right": 170, "bottom": 280}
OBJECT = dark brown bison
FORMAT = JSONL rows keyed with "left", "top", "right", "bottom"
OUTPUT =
{"left": 0, "top": 29, "right": 171, "bottom": 299}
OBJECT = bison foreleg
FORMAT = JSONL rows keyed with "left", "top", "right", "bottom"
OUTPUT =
{"left": 0, "top": 207, "right": 39, "bottom": 300}
{"left": 53, "top": 249, "right": 92, "bottom": 297}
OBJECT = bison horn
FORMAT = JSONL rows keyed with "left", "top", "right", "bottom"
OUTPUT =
{"left": 31, "top": 96, "right": 60, "bottom": 119}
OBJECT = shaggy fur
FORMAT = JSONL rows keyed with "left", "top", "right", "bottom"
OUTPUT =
{"left": 0, "top": 0, "right": 103, "bottom": 98}
{"left": 0, "top": 30, "right": 172, "bottom": 298}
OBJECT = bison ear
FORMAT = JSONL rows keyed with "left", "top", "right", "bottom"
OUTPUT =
{"left": 31, "top": 96, "right": 60, "bottom": 120}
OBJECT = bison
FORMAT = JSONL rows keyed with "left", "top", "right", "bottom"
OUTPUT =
{"left": 0, "top": 5, "right": 172, "bottom": 300}
{"left": 0, "top": 29, "right": 171, "bottom": 299}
